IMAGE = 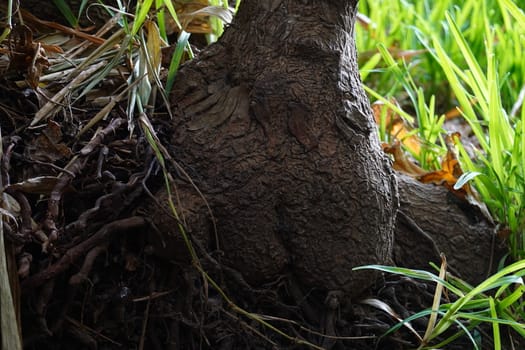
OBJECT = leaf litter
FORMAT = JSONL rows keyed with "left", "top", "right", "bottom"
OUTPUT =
{"left": 0, "top": 2, "right": 220, "bottom": 348}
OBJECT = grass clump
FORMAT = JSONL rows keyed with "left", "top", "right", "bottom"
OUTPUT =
{"left": 355, "top": 259, "right": 525, "bottom": 349}
{"left": 358, "top": 0, "right": 525, "bottom": 259}
{"left": 357, "top": 0, "right": 525, "bottom": 347}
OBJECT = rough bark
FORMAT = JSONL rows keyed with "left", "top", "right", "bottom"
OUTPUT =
{"left": 394, "top": 174, "right": 504, "bottom": 285}
{"left": 146, "top": 0, "right": 398, "bottom": 299}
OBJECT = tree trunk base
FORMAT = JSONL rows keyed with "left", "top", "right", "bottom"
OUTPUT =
{"left": 394, "top": 173, "right": 505, "bottom": 284}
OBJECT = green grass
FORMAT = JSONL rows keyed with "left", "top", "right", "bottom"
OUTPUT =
{"left": 358, "top": 0, "right": 525, "bottom": 259}
{"left": 355, "top": 261, "right": 525, "bottom": 349}
{"left": 357, "top": 0, "right": 525, "bottom": 112}
{"left": 358, "top": 0, "right": 525, "bottom": 346}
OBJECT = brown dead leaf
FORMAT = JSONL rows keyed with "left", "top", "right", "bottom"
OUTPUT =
{"left": 384, "top": 132, "right": 495, "bottom": 224}
{"left": 8, "top": 25, "right": 51, "bottom": 89}
{"left": 497, "top": 226, "right": 511, "bottom": 239}
{"left": 418, "top": 132, "right": 465, "bottom": 196}
{"left": 372, "top": 99, "right": 421, "bottom": 156}
{"left": 7, "top": 176, "right": 64, "bottom": 195}
{"left": 162, "top": 1, "right": 233, "bottom": 35}
{"left": 164, "top": 0, "right": 213, "bottom": 34}
{"left": 19, "top": 7, "right": 104, "bottom": 45}
{"left": 26, "top": 120, "right": 72, "bottom": 162}
{"left": 383, "top": 141, "right": 426, "bottom": 176}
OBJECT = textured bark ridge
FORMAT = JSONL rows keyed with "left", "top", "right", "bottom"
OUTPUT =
{"left": 146, "top": 0, "right": 398, "bottom": 298}
{"left": 394, "top": 174, "right": 504, "bottom": 285}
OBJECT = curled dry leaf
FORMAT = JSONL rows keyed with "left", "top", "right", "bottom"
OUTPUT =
{"left": 372, "top": 99, "right": 421, "bottom": 156}
{"left": 7, "top": 176, "right": 65, "bottom": 195}
{"left": 372, "top": 102, "right": 474, "bottom": 200}
{"left": 383, "top": 141, "right": 426, "bottom": 177}
{"left": 418, "top": 133, "right": 463, "bottom": 193}
{"left": 7, "top": 25, "right": 52, "bottom": 89}
{"left": 26, "top": 120, "right": 72, "bottom": 162}
{"left": 163, "top": 1, "right": 233, "bottom": 35}
{"left": 382, "top": 131, "right": 494, "bottom": 224}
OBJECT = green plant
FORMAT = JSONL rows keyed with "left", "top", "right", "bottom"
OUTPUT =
{"left": 357, "top": 0, "right": 524, "bottom": 111}
{"left": 0, "top": 0, "right": 13, "bottom": 42}
{"left": 364, "top": 44, "right": 447, "bottom": 170}
{"left": 423, "top": 10, "right": 525, "bottom": 259}
{"left": 355, "top": 260, "right": 525, "bottom": 349}
{"left": 359, "top": 0, "right": 525, "bottom": 259}
{"left": 358, "top": 2, "right": 525, "bottom": 345}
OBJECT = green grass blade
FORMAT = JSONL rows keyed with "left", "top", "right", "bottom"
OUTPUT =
{"left": 52, "top": 0, "right": 78, "bottom": 27}
{"left": 165, "top": 31, "right": 191, "bottom": 94}
{"left": 490, "top": 297, "right": 502, "bottom": 350}
{"left": 132, "top": 0, "right": 154, "bottom": 35}
{"left": 354, "top": 265, "right": 464, "bottom": 296}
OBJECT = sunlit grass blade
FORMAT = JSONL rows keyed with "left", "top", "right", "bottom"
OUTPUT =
{"left": 358, "top": 259, "right": 525, "bottom": 348}
{"left": 420, "top": 254, "right": 447, "bottom": 347}
{"left": 160, "top": 0, "right": 182, "bottom": 33}
{"left": 52, "top": 0, "right": 78, "bottom": 27}
{"left": 445, "top": 12, "right": 488, "bottom": 104}
{"left": 359, "top": 52, "right": 382, "bottom": 81}
{"left": 430, "top": 260, "right": 525, "bottom": 339}
{"left": 489, "top": 297, "right": 502, "bottom": 350}
{"left": 353, "top": 265, "right": 464, "bottom": 296}
{"left": 498, "top": 0, "right": 525, "bottom": 24}
{"left": 132, "top": 0, "right": 154, "bottom": 35}
{"left": 0, "top": 0, "right": 13, "bottom": 42}
{"left": 428, "top": 36, "right": 488, "bottom": 150}
{"left": 363, "top": 86, "right": 414, "bottom": 124}
{"left": 165, "top": 30, "right": 191, "bottom": 94}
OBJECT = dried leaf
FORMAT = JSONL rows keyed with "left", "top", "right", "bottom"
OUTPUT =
{"left": 19, "top": 7, "right": 105, "bottom": 45}
{"left": 7, "top": 176, "right": 63, "bottom": 195}
{"left": 383, "top": 131, "right": 494, "bottom": 223}
{"left": 372, "top": 100, "right": 421, "bottom": 156}
{"left": 164, "top": 0, "right": 217, "bottom": 34}
{"left": 26, "top": 120, "right": 72, "bottom": 162}
{"left": 145, "top": 21, "right": 163, "bottom": 77}
{"left": 418, "top": 132, "right": 464, "bottom": 194}
{"left": 360, "top": 298, "right": 422, "bottom": 341}
{"left": 416, "top": 133, "right": 494, "bottom": 223}
{"left": 183, "top": 6, "right": 233, "bottom": 25}
{"left": 383, "top": 141, "right": 426, "bottom": 176}
{"left": 8, "top": 25, "right": 50, "bottom": 88}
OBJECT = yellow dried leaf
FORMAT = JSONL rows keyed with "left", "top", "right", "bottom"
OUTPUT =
{"left": 372, "top": 100, "right": 421, "bottom": 156}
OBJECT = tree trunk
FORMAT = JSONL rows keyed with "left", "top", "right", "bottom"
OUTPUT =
{"left": 146, "top": 0, "right": 398, "bottom": 299}
{"left": 394, "top": 174, "right": 502, "bottom": 284}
